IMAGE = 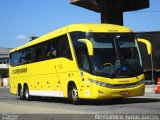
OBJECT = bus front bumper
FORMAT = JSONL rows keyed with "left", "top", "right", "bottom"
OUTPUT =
{"left": 92, "top": 83, "right": 145, "bottom": 99}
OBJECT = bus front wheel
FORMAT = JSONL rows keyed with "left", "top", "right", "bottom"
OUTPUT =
{"left": 69, "top": 84, "right": 80, "bottom": 105}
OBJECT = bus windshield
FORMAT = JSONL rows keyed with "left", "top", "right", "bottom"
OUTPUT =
{"left": 90, "top": 33, "right": 143, "bottom": 78}
{"left": 70, "top": 32, "right": 143, "bottom": 78}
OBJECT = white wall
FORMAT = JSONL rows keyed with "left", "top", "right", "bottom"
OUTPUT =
{"left": 0, "top": 64, "right": 8, "bottom": 68}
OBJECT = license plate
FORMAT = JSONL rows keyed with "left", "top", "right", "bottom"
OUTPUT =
{"left": 120, "top": 91, "right": 129, "bottom": 95}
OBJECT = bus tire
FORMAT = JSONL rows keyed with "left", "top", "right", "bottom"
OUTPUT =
{"left": 19, "top": 87, "right": 24, "bottom": 100}
{"left": 24, "top": 85, "right": 31, "bottom": 101}
{"left": 69, "top": 84, "right": 80, "bottom": 105}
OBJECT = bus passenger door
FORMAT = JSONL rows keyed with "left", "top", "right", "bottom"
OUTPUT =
{"left": 56, "top": 59, "right": 76, "bottom": 98}
{"left": 80, "top": 54, "right": 93, "bottom": 99}
{"left": 80, "top": 71, "right": 93, "bottom": 99}
{"left": 53, "top": 60, "right": 65, "bottom": 97}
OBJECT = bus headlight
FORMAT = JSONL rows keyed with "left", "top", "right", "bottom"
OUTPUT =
{"left": 88, "top": 78, "right": 145, "bottom": 88}
{"left": 89, "top": 79, "right": 111, "bottom": 87}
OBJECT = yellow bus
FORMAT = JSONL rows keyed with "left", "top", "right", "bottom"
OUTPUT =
{"left": 9, "top": 24, "right": 151, "bottom": 104}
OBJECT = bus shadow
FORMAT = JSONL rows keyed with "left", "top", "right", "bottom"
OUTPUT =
{"left": 17, "top": 97, "right": 70, "bottom": 104}
{"left": 82, "top": 97, "right": 160, "bottom": 106}
{"left": 17, "top": 97, "right": 160, "bottom": 106}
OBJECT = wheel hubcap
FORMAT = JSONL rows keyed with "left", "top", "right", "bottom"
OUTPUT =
{"left": 20, "top": 89, "right": 23, "bottom": 97}
{"left": 25, "top": 89, "right": 29, "bottom": 98}
{"left": 72, "top": 88, "right": 78, "bottom": 101}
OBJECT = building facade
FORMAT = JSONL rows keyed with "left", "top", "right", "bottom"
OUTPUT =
{"left": 0, "top": 48, "right": 12, "bottom": 87}
{"left": 0, "top": 48, "right": 11, "bottom": 65}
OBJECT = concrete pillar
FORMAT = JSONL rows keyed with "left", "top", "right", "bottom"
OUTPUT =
{"left": 101, "top": 11, "right": 123, "bottom": 25}
{"left": 70, "top": 0, "right": 149, "bottom": 25}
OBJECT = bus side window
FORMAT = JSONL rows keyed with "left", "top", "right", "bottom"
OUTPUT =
{"left": 50, "top": 39, "right": 58, "bottom": 58}
{"left": 44, "top": 42, "right": 50, "bottom": 59}
{"left": 82, "top": 53, "right": 90, "bottom": 72}
{"left": 29, "top": 47, "right": 36, "bottom": 63}
{"left": 16, "top": 52, "right": 22, "bottom": 65}
{"left": 26, "top": 47, "right": 35, "bottom": 63}
{"left": 80, "top": 43, "right": 90, "bottom": 72}
{"left": 35, "top": 44, "right": 43, "bottom": 61}
{"left": 43, "top": 40, "right": 57, "bottom": 59}
{"left": 50, "top": 45, "right": 57, "bottom": 58}
{"left": 13, "top": 53, "right": 17, "bottom": 66}
{"left": 18, "top": 51, "right": 23, "bottom": 65}
{"left": 57, "top": 35, "right": 72, "bottom": 60}
{"left": 9, "top": 53, "right": 14, "bottom": 66}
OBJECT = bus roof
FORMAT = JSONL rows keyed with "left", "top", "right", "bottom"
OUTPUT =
{"left": 67, "top": 24, "right": 132, "bottom": 33}
{"left": 10, "top": 24, "right": 132, "bottom": 53}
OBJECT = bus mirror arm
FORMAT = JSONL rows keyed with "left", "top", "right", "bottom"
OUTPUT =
{"left": 137, "top": 38, "right": 152, "bottom": 55}
{"left": 78, "top": 39, "right": 93, "bottom": 56}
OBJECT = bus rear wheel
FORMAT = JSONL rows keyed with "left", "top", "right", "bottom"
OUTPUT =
{"left": 24, "top": 85, "right": 31, "bottom": 101}
{"left": 69, "top": 84, "right": 80, "bottom": 105}
{"left": 19, "top": 87, "right": 24, "bottom": 100}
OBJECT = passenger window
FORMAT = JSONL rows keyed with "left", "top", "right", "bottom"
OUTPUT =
{"left": 35, "top": 44, "right": 43, "bottom": 61}
{"left": 29, "top": 47, "right": 36, "bottom": 63}
{"left": 44, "top": 42, "right": 51, "bottom": 59}
{"left": 82, "top": 54, "right": 90, "bottom": 72}
{"left": 10, "top": 34, "right": 73, "bottom": 66}
{"left": 50, "top": 41, "right": 57, "bottom": 58}
{"left": 57, "top": 35, "right": 72, "bottom": 60}
{"left": 79, "top": 43, "right": 90, "bottom": 72}
{"left": 21, "top": 50, "right": 27, "bottom": 64}
{"left": 43, "top": 40, "right": 58, "bottom": 60}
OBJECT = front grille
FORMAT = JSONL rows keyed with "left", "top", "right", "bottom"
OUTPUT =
{"left": 109, "top": 82, "right": 143, "bottom": 89}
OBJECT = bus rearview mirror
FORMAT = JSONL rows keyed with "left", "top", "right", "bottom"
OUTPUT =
{"left": 137, "top": 38, "right": 152, "bottom": 55}
{"left": 78, "top": 39, "right": 93, "bottom": 56}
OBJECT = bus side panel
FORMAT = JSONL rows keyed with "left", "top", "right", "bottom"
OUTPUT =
{"left": 9, "top": 59, "right": 60, "bottom": 96}
{"left": 55, "top": 58, "right": 79, "bottom": 98}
